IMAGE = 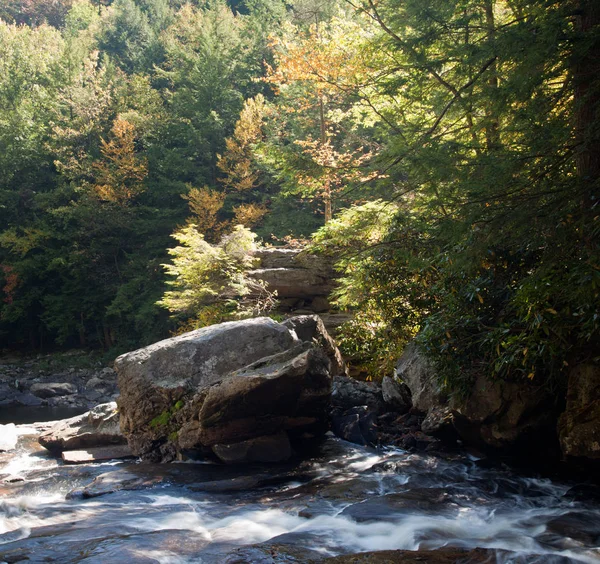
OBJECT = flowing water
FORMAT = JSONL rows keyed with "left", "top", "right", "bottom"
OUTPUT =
{"left": 1, "top": 423, "right": 599, "bottom": 563}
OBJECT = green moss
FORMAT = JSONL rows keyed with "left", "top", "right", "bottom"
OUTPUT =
{"left": 149, "top": 399, "right": 186, "bottom": 429}
{"left": 168, "top": 431, "right": 179, "bottom": 442}
{"left": 150, "top": 410, "right": 171, "bottom": 428}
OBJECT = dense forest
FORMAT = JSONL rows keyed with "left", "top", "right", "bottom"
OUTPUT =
{"left": 0, "top": 0, "right": 598, "bottom": 396}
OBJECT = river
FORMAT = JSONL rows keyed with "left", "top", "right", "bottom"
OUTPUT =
{"left": 1, "top": 418, "right": 599, "bottom": 563}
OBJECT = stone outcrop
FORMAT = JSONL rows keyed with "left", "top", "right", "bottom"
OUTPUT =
{"left": 394, "top": 340, "right": 558, "bottom": 455}
{"left": 452, "top": 376, "right": 557, "bottom": 453}
{"left": 115, "top": 316, "right": 336, "bottom": 464}
{"left": 558, "top": 363, "right": 600, "bottom": 459}
{"left": 38, "top": 402, "right": 126, "bottom": 453}
{"left": 248, "top": 247, "right": 351, "bottom": 332}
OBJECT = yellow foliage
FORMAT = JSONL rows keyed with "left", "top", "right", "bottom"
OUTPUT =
{"left": 233, "top": 203, "right": 268, "bottom": 228}
{"left": 182, "top": 186, "right": 226, "bottom": 235}
{"left": 217, "top": 95, "right": 270, "bottom": 192}
{"left": 93, "top": 118, "right": 147, "bottom": 204}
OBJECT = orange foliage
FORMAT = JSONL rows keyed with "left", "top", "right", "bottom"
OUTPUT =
{"left": 183, "top": 186, "right": 226, "bottom": 234}
{"left": 233, "top": 203, "right": 268, "bottom": 228}
{"left": 1, "top": 265, "right": 19, "bottom": 305}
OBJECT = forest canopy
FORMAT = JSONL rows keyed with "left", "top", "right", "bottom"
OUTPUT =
{"left": 0, "top": 0, "right": 598, "bottom": 395}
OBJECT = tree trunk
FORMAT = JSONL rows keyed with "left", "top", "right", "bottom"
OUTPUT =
{"left": 484, "top": 0, "right": 500, "bottom": 151}
{"left": 573, "top": 0, "right": 600, "bottom": 221}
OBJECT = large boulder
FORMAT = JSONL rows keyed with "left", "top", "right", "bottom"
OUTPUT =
{"left": 115, "top": 317, "right": 336, "bottom": 463}
{"left": 394, "top": 342, "right": 446, "bottom": 413}
{"left": 381, "top": 375, "right": 412, "bottom": 414}
{"left": 38, "top": 402, "right": 125, "bottom": 453}
{"left": 452, "top": 376, "right": 558, "bottom": 454}
{"left": 558, "top": 364, "right": 600, "bottom": 459}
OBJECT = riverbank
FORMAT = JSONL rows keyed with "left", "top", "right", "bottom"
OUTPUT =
{"left": 0, "top": 352, "right": 117, "bottom": 411}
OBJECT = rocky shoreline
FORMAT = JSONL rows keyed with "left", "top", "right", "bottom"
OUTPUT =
{"left": 0, "top": 356, "right": 118, "bottom": 411}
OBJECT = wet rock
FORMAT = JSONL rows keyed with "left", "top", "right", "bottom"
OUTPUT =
{"left": 30, "top": 382, "right": 78, "bottom": 398}
{"left": 224, "top": 533, "right": 326, "bottom": 563}
{"left": 558, "top": 363, "right": 600, "bottom": 460}
{"left": 394, "top": 342, "right": 445, "bottom": 413}
{"left": 322, "top": 548, "right": 497, "bottom": 563}
{"left": 66, "top": 468, "right": 163, "bottom": 499}
{"left": 381, "top": 376, "right": 412, "bottom": 414}
{"left": 340, "top": 489, "right": 458, "bottom": 522}
{"left": 38, "top": 402, "right": 126, "bottom": 453}
{"left": 331, "top": 406, "right": 378, "bottom": 446}
{"left": 212, "top": 432, "right": 293, "bottom": 464}
{"left": 116, "top": 317, "right": 336, "bottom": 463}
{"left": 545, "top": 511, "right": 600, "bottom": 545}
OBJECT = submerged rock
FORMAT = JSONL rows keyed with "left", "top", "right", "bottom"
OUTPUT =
{"left": 38, "top": 402, "right": 125, "bottom": 453}
{"left": 115, "top": 317, "right": 336, "bottom": 463}
{"left": 558, "top": 363, "right": 600, "bottom": 460}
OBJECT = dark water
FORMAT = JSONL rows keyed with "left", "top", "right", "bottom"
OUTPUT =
{"left": 0, "top": 406, "right": 86, "bottom": 425}
{"left": 1, "top": 429, "right": 600, "bottom": 563}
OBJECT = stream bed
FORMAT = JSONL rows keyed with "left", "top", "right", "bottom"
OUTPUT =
{"left": 1, "top": 423, "right": 600, "bottom": 563}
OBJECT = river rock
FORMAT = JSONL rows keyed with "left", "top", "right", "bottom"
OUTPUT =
{"left": 38, "top": 402, "right": 126, "bottom": 453}
{"left": 381, "top": 376, "right": 412, "bottom": 414}
{"left": 331, "top": 405, "right": 378, "bottom": 446}
{"left": 394, "top": 342, "right": 445, "bottom": 413}
{"left": 558, "top": 363, "right": 600, "bottom": 459}
{"left": 115, "top": 317, "right": 336, "bottom": 463}
{"left": 323, "top": 548, "right": 497, "bottom": 563}
{"left": 332, "top": 376, "right": 385, "bottom": 413}
{"left": 212, "top": 431, "right": 292, "bottom": 464}
{"left": 30, "top": 382, "right": 77, "bottom": 398}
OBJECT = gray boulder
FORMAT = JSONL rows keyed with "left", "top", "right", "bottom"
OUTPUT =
{"left": 331, "top": 376, "right": 386, "bottom": 414}
{"left": 38, "top": 402, "right": 125, "bottom": 453}
{"left": 30, "top": 382, "right": 77, "bottom": 399}
{"left": 115, "top": 317, "right": 336, "bottom": 463}
{"left": 282, "top": 315, "right": 347, "bottom": 377}
{"left": 558, "top": 363, "right": 600, "bottom": 459}
{"left": 381, "top": 376, "right": 412, "bottom": 414}
{"left": 394, "top": 342, "right": 445, "bottom": 413}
